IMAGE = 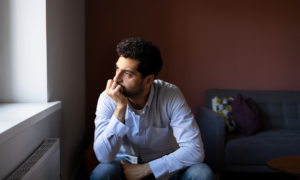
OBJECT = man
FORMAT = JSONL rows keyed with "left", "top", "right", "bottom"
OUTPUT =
{"left": 91, "top": 38, "right": 216, "bottom": 180}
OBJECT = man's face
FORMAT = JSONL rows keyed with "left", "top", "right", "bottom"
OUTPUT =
{"left": 114, "top": 56, "right": 144, "bottom": 98}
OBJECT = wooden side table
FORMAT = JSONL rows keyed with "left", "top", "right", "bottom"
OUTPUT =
{"left": 267, "top": 155, "right": 300, "bottom": 180}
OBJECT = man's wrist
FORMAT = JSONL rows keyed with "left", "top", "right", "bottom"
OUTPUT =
{"left": 114, "top": 104, "right": 127, "bottom": 123}
{"left": 142, "top": 163, "right": 153, "bottom": 177}
{"left": 116, "top": 103, "right": 127, "bottom": 110}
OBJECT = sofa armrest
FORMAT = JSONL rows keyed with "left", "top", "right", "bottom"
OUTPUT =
{"left": 196, "top": 106, "right": 226, "bottom": 173}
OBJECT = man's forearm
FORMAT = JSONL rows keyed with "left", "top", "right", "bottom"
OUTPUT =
{"left": 114, "top": 105, "right": 127, "bottom": 123}
{"left": 121, "top": 161, "right": 153, "bottom": 180}
{"left": 142, "top": 163, "right": 153, "bottom": 177}
{"left": 94, "top": 115, "right": 129, "bottom": 163}
{"left": 149, "top": 145, "right": 205, "bottom": 180}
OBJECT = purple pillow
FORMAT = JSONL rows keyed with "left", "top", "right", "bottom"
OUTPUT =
{"left": 232, "top": 93, "right": 262, "bottom": 136}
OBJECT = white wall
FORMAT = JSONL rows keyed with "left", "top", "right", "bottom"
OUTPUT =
{"left": 0, "top": 0, "right": 85, "bottom": 179}
{"left": 0, "top": 110, "right": 61, "bottom": 180}
{"left": 0, "top": 0, "right": 48, "bottom": 103}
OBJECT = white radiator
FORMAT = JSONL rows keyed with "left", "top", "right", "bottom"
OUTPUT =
{"left": 7, "top": 138, "right": 60, "bottom": 180}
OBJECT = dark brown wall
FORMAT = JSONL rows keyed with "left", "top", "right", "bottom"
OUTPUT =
{"left": 86, "top": 0, "right": 300, "bottom": 142}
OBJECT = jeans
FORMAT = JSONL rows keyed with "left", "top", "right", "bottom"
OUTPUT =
{"left": 90, "top": 157, "right": 216, "bottom": 180}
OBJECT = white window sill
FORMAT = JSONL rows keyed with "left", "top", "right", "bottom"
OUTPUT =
{"left": 0, "top": 102, "right": 61, "bottom": 145}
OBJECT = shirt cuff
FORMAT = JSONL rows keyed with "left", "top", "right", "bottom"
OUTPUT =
{"left": 149, "top": 157, "right": 170, "bottom": 180}
{"left": 105, "top": 115, "right": 129, "bottom": 138}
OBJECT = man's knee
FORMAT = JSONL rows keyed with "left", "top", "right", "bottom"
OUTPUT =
{"left": 182, "top": 163, "right": 216, "bottom": 180}
{"left": 90, "top": 159, "right": 125, "bottom": 180}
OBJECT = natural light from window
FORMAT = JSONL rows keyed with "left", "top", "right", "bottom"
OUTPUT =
{"left": 0, "top": 0, "right": 47, "bottom": 103}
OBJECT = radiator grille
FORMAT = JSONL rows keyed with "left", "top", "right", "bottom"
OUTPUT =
{"left": 7, "top": 138, "right": 60, "bottom": 180}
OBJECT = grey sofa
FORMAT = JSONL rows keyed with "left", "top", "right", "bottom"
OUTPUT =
{"left": 196, "top": 89, "right": 300, "bottom": 173}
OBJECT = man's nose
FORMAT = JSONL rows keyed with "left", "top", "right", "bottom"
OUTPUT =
{"left": 113, "top": 71, "right": 123, "bottom": 82}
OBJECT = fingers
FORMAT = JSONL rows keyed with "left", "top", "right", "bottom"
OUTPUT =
{"left": 111, "top": 81, "right": 118, "bottom": 90}
{"left": 105, "top": 79, "right": 127, "bottom": 107}
{"left": 115, "top": 84, "right": 123, "bottom": 94}
{"left": 105, "top": 79, "right": 113, "bottom": 92}
{"left": 120, "top": 160, "right": 128, "bottom": 165}
{"left": 106, "top": 79, "right": 122, "bottom": 95}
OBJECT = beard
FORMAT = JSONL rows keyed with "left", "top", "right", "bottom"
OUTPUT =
{"left": 118, "top": 82, "right": 144, "bottom": 98}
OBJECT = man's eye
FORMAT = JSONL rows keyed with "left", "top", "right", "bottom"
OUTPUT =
{"left": 125, "top": 72, "right": 132, "bottom": 77}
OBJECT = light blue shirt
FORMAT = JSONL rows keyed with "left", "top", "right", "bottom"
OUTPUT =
{"left": 94, "top": 80, "right": 205, "bottom": 180}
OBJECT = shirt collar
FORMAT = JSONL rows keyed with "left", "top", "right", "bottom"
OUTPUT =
{"left": 145, "top": 84, "right": 154, "bottom": 109}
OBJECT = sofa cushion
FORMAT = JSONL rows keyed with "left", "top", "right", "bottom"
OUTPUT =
{"left": 206, "top": 89, "right": 300, "bottom": 130}
{"left": 212, "top": 96, "right": 236, "bottom": 132}
{"left": 232, "top": 93, "right": 262, "bottom": 136}
{"left": 225, "top": 129, "right": 300, "bottom": 165}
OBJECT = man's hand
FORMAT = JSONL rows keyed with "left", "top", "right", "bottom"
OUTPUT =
{"left": 106, "top": 79, "right": 128, "bottom": 123}
{"left": 106, "top": 79, "right": 127, "bottom": 107}
{"left": 121, "top": 161, "right": 153, "bottom": 180}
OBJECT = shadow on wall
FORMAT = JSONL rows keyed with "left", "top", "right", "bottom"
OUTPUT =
{"left": 0, "top": 0, "right": 12, "bottom": 103}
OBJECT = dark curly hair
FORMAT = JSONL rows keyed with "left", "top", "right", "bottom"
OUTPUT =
{"left": 116, "top": 38, "right": 163, "bottom": 79}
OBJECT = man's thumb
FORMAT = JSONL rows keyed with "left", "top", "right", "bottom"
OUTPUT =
{"left": 120, "top": 160, "right": 127, "bottom": 164}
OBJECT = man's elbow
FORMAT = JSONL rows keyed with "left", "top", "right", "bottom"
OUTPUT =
{"left": 197, "top": 152, "right": 205, "bottom": 164}
{"left": 94, "top": 143, "right": 115, "bottom": 164}
{"left": 191, "top": 147, "right": 205, "bottom": 164}
{"left": 95, "top": 152, "right": 114, "bottom": 164}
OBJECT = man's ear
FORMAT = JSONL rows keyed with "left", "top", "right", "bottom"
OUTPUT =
{"left": 143, "top": 75, "right": 154, "bottom": 88}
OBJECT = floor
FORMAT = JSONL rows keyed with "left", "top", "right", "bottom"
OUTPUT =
{"left": 76, "top": 162, "right": 89, "bottom": 180}
{"left": 221, "top": 172, "right": 296, "bottom": 180}
{"left": 76, "top": 163, "right": 297, "bottom": 180}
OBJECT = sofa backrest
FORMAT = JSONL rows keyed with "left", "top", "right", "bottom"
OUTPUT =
{"left": 205, "top": 89, "right": 300, "bottom": 130}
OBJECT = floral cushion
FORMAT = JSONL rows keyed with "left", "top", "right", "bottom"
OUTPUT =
{"left": 212, "top": 96, "right": 236, "bottom": 132}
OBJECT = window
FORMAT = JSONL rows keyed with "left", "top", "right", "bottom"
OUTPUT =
{"left": 0, "top": 0, "right": 47, "bottom": 103}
